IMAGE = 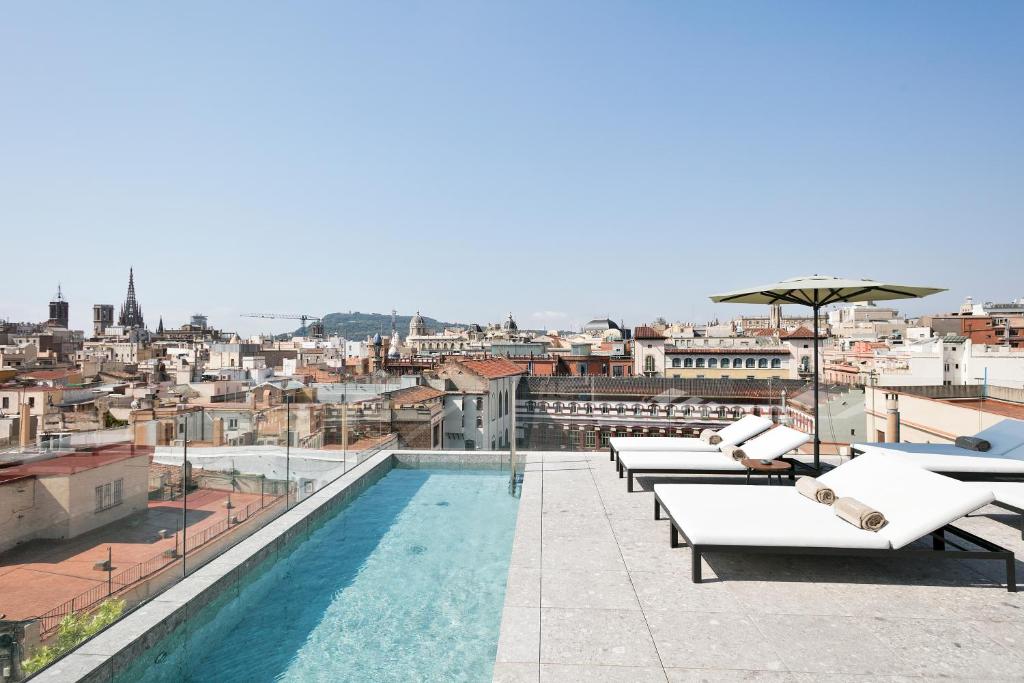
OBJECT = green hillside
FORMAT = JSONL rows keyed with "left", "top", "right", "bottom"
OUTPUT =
{"left": 310, "top": 311, "right": 464, "bottom": 340}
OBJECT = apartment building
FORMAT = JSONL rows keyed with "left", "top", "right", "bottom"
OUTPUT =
{"left": 0, "top": 445, "right": 150, "bottom": 553}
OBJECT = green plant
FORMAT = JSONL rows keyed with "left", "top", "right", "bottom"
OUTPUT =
{"left": 103, "top": 411, "right": 128, "bottom": 428}
{"left": 22, "top": 598, "right": 125, "bottom": 674}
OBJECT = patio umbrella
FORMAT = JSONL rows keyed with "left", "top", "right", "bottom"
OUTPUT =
{"left": 710, "top": 275, "right": 945, "bottom": 470}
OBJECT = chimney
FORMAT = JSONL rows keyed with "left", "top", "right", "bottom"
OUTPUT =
{"left": 212, "top": 417, "right": 225, "bottom": 447}
{"left": 885, "top": 392, "right": 900, "bottom": 443}
{"left": 19, "top": 402, "right": 32, "bottom": 449}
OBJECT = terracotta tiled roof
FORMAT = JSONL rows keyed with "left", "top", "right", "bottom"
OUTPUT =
{"left": 458, "top": 358, "right": 525, "bottom": 379}
{"left": 634, "top": 326, "right": 663, "bottom": 340}
{"left": 19, "top": 369, "right": 77, "bottom": 380}
{"left": 1, "top": 445, "right": 152, "bottom": 477}
{"left": 388, "top": 385, "right": 445, "bottom": 405}
{"left": 781, "top": 326, "right": 824, "bottom": 339}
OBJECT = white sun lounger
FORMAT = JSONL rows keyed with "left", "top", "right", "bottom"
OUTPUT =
{"left": 965, "top": 482, "right": 1024, "bottom": 539}
{"left": 618, "top": 425, "right": 810, "bottom": 492}
{"left": 653, "top": 453, "right": 1016, "bottom": 591}
{"left": 608, "top": 414, "right": 773, "bottom": 462}
{"left": 851, "top": 419, "right": 1024, "bottom": 479}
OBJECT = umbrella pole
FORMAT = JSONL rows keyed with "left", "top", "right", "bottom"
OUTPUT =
{"left": 812, "top": 303, "right": 820, "bottom": 471}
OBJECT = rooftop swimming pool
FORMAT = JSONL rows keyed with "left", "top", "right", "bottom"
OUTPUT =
{"left": 117, "top": 467, "right": 519, "bottom": 682}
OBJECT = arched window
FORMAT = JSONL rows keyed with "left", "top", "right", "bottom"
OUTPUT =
{"left": 758, "top": 358, "right": 768, "bottom": 368}
{"left": 731, "top": 406, "right": 743, "bottom": 418}
{"left": 682, "top": 405, "right": 692, "bottom": 416}
{"left": 569, "top": 402, "right": 577, "bottom": 415}
{"left": 505, "top": 390, "right": 510, "bottom": 414}
{"left": 553, "top": 402, "right": 563, "bottom": 413}
{"left": 649, "top": 404, "right": 658, "bottom": 415}
{"left": 708, "top": 358, "right": 718, "bottom": 368}
{"left": 684, "top": 358, "right": 694, "bottom": 368}
{"left": 733, "top": 358, "right": 743, "bottom": 368}
{"left": 476, "top": 397, "right": 483, "bottom": 411}
{"left": 696, "top": 358, "right": 705, "bottom": 368}
{"left": 644, "top": 355, "right": 655, "bottom": 373}
{"left": 616, "top": 404, "right": 625, "bottom": 415}
{"left": 717, "top": 406, "right": 727, "bottom": 418}
{"left": 526, "top": 400, "right": 535, "bottom": 413}
{"left": 539, "top": 401, "right": 548, "bottom": 412}
{"left": 771, "top": 358, "right": 781, "bottom": 369}
{"left": 752, "top": 406, "right": 762, "bottom": 416}
{"left": 671, "top": 358, "right": 681, "bottom": 368}
{"left": 632, "top": 404, "right": 641, "bottom": 415}
{"left": 666, "top": 405, "right": 674, "bottom": 417}
{"left": 745, "top": 358, "right": 756, "bottom": 368}
{"left": 585, "top": 403, "right": 593, "bottom": 415}
{"left": 600, "top": 403, "right": 609, "bottom": 414}
{"left": 700, "top": 405, "right": 710, "bottom": 418}
{"left": 720, "top": 358, "right": 730, "bottom": 369}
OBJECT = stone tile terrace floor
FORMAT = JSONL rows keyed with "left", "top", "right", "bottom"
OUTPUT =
{"left": 493, "top": 451, "right": 1024, "bottom": 682}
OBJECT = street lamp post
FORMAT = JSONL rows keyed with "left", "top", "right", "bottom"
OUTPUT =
{"left": 284, "top": 395, "right": 292, "bottom": 509}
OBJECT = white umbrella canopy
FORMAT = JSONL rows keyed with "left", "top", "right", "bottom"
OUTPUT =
{"left": 709, "top": 275, "right": 946, "bottom": 470}
{"left": 710, "top": 275, "right": 945, "bottom": 307}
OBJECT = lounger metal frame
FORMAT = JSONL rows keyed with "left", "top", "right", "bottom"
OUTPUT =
{"left": 990, "top": 500, "right": 1024, "bottom": 540}
{"left": 613, "top": 449, "right": 800, "bottom": 492}
{"left": 849, "top": 446, "right": 1024, "bottom": 483}
{"left": 652, "top": 491, "right": 1019, "bottom": 592}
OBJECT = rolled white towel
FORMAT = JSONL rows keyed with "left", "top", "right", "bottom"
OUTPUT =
{"left": 833, "top": 496, "right": 886, "bottom": 531}
{"left": 720, "top": 444, "right": 746, "bottom": 461}
{"left": 795, "top": 477, "right": 836, "bottom": 505}
{"left": 699, "top": 429, "right": 722, "bottom": 445}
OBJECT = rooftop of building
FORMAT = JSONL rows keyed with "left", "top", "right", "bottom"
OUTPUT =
{"left": 454, "top": 357, "right": 526, "bottom": 379}
{"left": 495, "top": 450, "right": 1024, "bottom": 681}
{"left": 387, "top": 385, "right": 446, "bottom": 404}
{"left": 633, "top": 326, "right": 663, "bottom": 340}
{"left": 0, "top": 444, "right": 152, "bottom": 477}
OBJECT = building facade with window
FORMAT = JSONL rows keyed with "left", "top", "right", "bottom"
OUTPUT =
{"left": 432, "top": 358, "right": 524, "bottom": 450}
{"left": 0, "top": 445, "right": 150, "bottom": 553}
{"left": 516, "top": 376, "right": 807, "bottom": 452}
{"left": 663, "top": 348, "right": 789, "bottom": 380}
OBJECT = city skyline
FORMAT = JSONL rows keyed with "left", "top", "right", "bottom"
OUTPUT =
{"left": 2, "top": 2, "right": 1022, "bottom": 335}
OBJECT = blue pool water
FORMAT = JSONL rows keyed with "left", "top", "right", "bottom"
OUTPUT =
{"left": 120, "top": 468, "right": 519, "bottom": 682}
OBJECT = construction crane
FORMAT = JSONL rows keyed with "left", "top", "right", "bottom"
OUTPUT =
{"left": 240, "top": 313, "right": 324, "bottom": 339}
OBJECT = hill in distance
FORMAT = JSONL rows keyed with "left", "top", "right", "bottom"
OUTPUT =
{"left": 311, "top": 311, "right": 465, "bottom": 340}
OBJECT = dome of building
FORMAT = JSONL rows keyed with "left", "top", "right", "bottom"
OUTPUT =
{"left": 583, "top": 318, "right": 621, "bottom": 333}
{"left": 388, "top": 332, "right": 401, "bottom": 358}
{"left": 502, "top": 312, "right": 517, "bottom": 332}
{"left": 409, "top": 311, "right": 427, "bottom": 337}
{"left": 372, "top": 332, "right": 383, "bottom": 346}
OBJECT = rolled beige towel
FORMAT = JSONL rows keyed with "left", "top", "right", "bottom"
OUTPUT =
{"left": 833, "top": 497, "right": 887, "bottom": 531}
{"left": 720, "top": 444, "right": 746, "bottom": 461}
{"left": 795, "top": 477, "right": 836, "bottom": 505}
{"left": 699, "top": 429, "right": 722, "bottom": 445}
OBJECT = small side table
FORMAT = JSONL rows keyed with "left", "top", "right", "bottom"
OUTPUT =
{"left": 740, "top": 458, "right": 793, "bottom": 485}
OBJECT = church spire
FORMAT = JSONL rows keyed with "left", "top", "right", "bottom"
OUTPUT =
{"left": 118, "top": 267, "right": 145, "bottom": 329}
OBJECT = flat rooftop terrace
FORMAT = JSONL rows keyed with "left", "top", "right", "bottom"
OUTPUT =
{"left": 494, "top": 451, "right": 1024, "bottom": 681}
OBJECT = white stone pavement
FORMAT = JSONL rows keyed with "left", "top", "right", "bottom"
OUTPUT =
{"left": 492, "top": 451, "right": 1024, "bottom": 682}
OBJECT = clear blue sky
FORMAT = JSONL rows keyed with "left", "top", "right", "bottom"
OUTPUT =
{"left": 2, "top": 2, "right": 1021, "bottom": 336}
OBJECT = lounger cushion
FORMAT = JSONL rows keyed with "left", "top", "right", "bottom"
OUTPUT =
{"left": 618, "top": 451, "right": 747, "bottom": 471}
{"left": 654, "top": 484, "right": 890, "bottom": 549}
{"left": 853, "top": 445, "right": 1024, "bottom": 475}
{"left": 852, "top": 417, "right": 1024, "bottom": 459}
{"left": 964, "top": 482, "right": 1024, "bottom": 511}
{"left": 609, "top": 437, "right": 720, "bottom": 453}
{"left": 610, "top": 415, "right": 773, "bottom": 454}
{"left": 818, "top": 454, "right": 994, "bottom": 549}
{"left": 739, "top": 426, "right": 810, "bottom": 462}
